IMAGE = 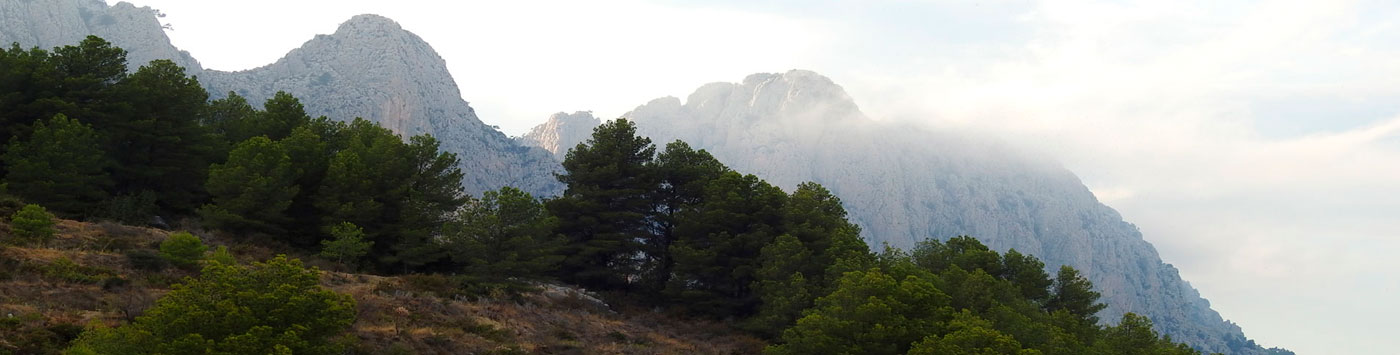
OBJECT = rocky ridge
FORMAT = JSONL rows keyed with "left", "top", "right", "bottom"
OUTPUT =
{"left": 523, "top": 70, "right": 1283, "bottom": 355}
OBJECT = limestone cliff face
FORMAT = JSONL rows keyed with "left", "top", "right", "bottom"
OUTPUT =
{"left": 0, "top": 1, "right": 562, "bottom": 196}
{"left": 515, "top": 111, "right": 602, "bottom": 160}
{"left": 0, "top": 0, "right": 201, "bottom": 72}
{"left": 522, "top": 70, "right": 1275, "bottom": 355}
{"left": 198, "top": 14, "right": 561, "bottom": 196}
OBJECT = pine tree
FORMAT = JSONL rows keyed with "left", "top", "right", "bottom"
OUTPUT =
{"left": 2, "top": 114, "right": 111, "bottom": 216}
{"left": 667, "top": 171, "right": 787, "bottom": 317}
{"left": 319, "top": 222, "right": 372, "bottom": 270}
{"left": 442, "top": 187, "right": 562, "bottom": 290}
{"left": 1001, "top": 249, "right": 1053, "bottom": 305}
{"left": 783, "top": 182, "right": 872, "bottom": 293}
{"left": 548, "top": 118, "right": 658, "bottom": 290}
{"left": 746, "top": 234, "right": 816, "bottom": 337}
{"left": 199, "top": 136, "right": 299, "bottom": 236}
{"left": 279, "top": 125, "right": 331, "bottom": 246}
{"left": 108, "top": 59, "right": 215, "bottom": 214}
{"left": 1047, "top": 265, "right": 1108, "bottom": 325}
{"left": 644, "top": 140, "right": 728, "bottom": 292}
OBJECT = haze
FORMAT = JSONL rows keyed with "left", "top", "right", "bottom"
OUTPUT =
{"left": 108, "top": 1, "right": 1400, "bottom": 354}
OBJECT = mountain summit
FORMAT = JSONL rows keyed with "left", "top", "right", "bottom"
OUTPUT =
{"left": 522, "top": 69, "right": 1285, "bottom": 355}
{"left": 199, "top": 14, "right": 561, "bottom": 196}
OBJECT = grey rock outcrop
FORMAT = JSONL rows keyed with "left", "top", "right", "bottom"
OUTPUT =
{"left": 514, "top": 111, "right": 601, "bottom": 161}
{"left": 0, "top": 0, "right": 562, "bottom": 197}
{"left": 0, "top": 0, "right": 201, "bottom": 72}
{"left": 522, "top": 70, "right": 1280, "bottom": 354}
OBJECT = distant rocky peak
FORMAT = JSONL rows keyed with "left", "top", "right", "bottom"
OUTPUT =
{"left": 516, "top": 111, "right": 601, "bottom": 160}
{"left": 687, "top": 69, "right": 865, "bottom": 125}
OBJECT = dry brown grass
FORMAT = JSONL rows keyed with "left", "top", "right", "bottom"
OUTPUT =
{"left": 1, "top": 218, "right": 766, "bottom": 354}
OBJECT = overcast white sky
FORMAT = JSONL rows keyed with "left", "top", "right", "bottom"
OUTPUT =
{"left": 111, "top": 0, "right": 1400, "bottom": 353}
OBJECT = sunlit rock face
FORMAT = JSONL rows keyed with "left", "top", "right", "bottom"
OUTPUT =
{"left": 516, "top": 111, "right": 602, "bottom": 161}
{"left": 522, "top": 70, "right": 1273, "bottom": 355}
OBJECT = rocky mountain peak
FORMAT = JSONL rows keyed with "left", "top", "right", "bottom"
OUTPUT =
{"left": 515, "top": 111, "right": 601, "bottom": 160}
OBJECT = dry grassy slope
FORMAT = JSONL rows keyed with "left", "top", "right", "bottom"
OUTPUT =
{"left": 0, "top": 219, "right": 763, "bottom": 354}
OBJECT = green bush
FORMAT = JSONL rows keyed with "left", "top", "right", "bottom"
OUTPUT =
{"left": 8, "top": 204, "right": 56, "bottom": 245}
{"left": 40, "top": 257, "right": 114, "bottom": 284}
{"left": 66, "top": 256, "right": 357, "bottom": 354}
{"left": 124, "top": 249, "right": 168, "bottom": 272}
{"left": 157, "top": 232, "right": 205, "bottom": 268}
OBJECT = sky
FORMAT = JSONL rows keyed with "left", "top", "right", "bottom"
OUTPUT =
{"left": 109, "top": 0, "right": 1400, "bottom": 353}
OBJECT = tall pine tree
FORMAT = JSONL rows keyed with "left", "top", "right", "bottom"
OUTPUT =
{"left": 548, "top": 118, "right": 658, "bottom": 290}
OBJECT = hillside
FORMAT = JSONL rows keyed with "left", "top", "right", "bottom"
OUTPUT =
{"left": 520, "top": 70, "right": 1285, "bottom": 355}
{"left": 0, "top": 218, "right": 762, "bottom": 354}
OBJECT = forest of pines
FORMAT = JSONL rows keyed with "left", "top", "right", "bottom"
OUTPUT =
{"left": 0, "top": 37, "right": 1201, "bottom": 354}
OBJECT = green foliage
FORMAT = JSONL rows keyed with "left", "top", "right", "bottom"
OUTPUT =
{"left": 313, "top": 119, "right": 464, "bottom": 273}
{"left": 107, "top": 59, "right": 215, "bottom": 214}
{"left": 209, "top": 245, "right": 237, "bottom": 266}
{"left": 101, "top": 191, "right": 158, "bottom": 226}
{"left": 318, "top": 222, "right": 372, "bottom": 270}
{"left": 199, "top": 136, "right": 299, "bottom": 235}
{"left": 1047, "top": 265, "right": 1108, "bottom": 325}
{"left": 1089, "top": 313, "right": 1200, "bottom": 355}
{"left": 2, "top": 114, "right": 111, "bottom": 216}
{"left": 666, "top": 171, "right": 787, "bottom": 317}
{"left": 8, "top": 204, "right": 56, "bottom": 245}
{"left": 911, "top": 236, "right": 1005, "bottom": 276}
{"left": 1001, "top": 249, "right": 1053, "bottom": 305}
{"left": 745, "top": 234, "right": 815, "bottom": 337}
{"left": 158, "top": 232, "right": 206, "bottom": 269}
{"left": 442, "top": 187, "right": 561, "bottom": 292}
{"left": 766, "top": 268, "right": 951, "bottom": 355}
{"left": 908, "top": 311, "right": 1040, "bottom": 355}
{"left": 548, "top": 118, "right": 658, "bottom": 289}
{"left": 41, "top": 256, "right": 115, "bottom": 284}
{"left": 66, "top": 256, "right": 356, "bottom": 355}
{"left": 644, "top": 141, "right": 728, "bottom": 291}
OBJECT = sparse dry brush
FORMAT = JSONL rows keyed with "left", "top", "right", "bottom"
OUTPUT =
{"left": 0, "top": 218, "right": 764, "bottom": 354}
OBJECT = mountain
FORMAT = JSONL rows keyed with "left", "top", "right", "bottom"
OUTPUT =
{"left": 0, "top": 0, "right": 562, "bottom": 197}
{"left": 522, "top": 70, "right": 1285, "bottom": 355}
{"left": 515, "top": 111, "right": 601, "bottom": 161}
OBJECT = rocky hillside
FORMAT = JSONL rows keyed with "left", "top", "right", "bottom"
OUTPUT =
{"left": 515, "top": 111, "right": 602, "bottom": 161}
{"left": 0, "top": 0, "right": 562, "bottom": 197}
{"left": 0, "top": 218, "right": 761, "bottom": 354}
{"left": 521, "top": 70, "right": 1282, "bottom": 355}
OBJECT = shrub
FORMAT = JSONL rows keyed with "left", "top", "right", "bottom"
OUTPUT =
{"left": 157, "top": 232, "right": 205, "bottom": 268}
{"left": 66, "top": 256, "right": 357, "bottom": 354}
{"left": 208, "top": 245, "right": 236, "bottom": 265}
{"left": 8, "top": 204, "right": 56, "bottom": 245}
{"left": 40, "top": 257, "right": 113, "bottom": 284}
{"left": 125, "top": 249, "right": 168, "bottom": 272}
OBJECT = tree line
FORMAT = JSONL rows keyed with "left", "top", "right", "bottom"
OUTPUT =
{"left": 0, "top": 37, "right": 1202, "bottom": 354}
